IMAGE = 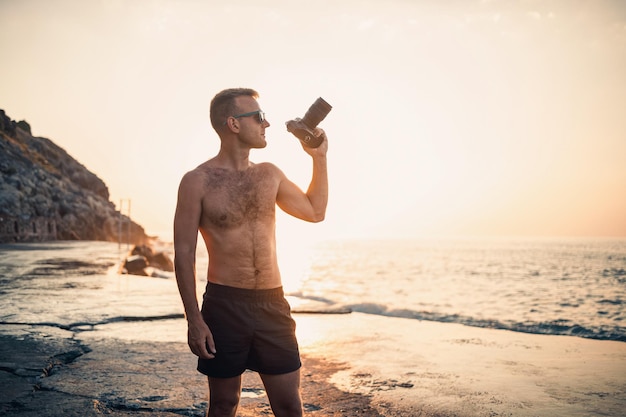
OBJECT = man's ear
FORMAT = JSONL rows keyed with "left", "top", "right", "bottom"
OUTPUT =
{"left": 226, "top": 117, "right": 239, "bottom": 132}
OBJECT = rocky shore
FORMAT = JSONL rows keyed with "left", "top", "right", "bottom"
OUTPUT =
{"left": 1, "top": 240, "right": 624, "bottom": 416}
{"left": 0, "top": 327, "right": 382, "bottom": 417}
{"left": 0, "top": 109, "right": 149, "bottom": 244}
{"left": 4, "top": 314, "right": 625, "bottom": 417}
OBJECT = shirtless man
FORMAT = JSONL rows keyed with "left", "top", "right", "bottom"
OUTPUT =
{"left": 173, "top": 88, "right": 328, "bottom": 417}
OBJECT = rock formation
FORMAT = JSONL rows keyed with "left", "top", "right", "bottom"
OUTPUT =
{"left": 0, "top": 109, "right": 149, "bottom": 244}
{"left": 121, "top": 244, "right": 175, "bottom": 276}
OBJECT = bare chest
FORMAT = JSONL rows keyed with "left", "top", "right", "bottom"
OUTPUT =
{"left": 201, "top": 168, "right": 277, "bottom": 229}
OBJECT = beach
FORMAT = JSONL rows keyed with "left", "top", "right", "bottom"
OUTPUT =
{"left": 296, "top": 313, "right": 626, "bottom": 416}
{"left": 1, "top": 240, "right": 625, "bottom": 416}
{"left": 0, "top": 324, "right": 381, "bottom": 417}
{"left": 2, "top": 313, "right": 625, "bottom": 416}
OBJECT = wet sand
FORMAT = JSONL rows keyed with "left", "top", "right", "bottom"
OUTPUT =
{"left": 296, "top": 313, "right": 626, "bottom": 416}
{"left": 2, "top": 242, "right": 625, "bottom": 415}
{"left": 0, "top": 324, "right": 380, "bottom": 417}
{"left": 2, "top": 312, "right": 626, "bottom": 416}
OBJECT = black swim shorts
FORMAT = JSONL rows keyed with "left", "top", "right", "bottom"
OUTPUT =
{"left": 197, "top": 282, "right": 301, "bottom": 378}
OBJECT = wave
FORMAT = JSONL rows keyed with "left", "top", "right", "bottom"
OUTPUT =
{"left": 603, "top": 267, "right": 626, "bottom": 283}
{"left": 344, "top": 303, "right": 626, "bottom": 343}
{"left": 288, "top": 293, "right": 626, "bottom": 343}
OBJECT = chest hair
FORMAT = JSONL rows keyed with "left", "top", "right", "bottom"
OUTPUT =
{"left": 203, "top": 168, "right": 275, "bottom": 229}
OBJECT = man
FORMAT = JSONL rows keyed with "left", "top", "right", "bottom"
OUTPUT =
{"left": 173, "top": 88, "right": 328, "bottom": 417}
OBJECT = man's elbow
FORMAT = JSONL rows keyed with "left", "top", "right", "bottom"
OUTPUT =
{"left": 173, "top": 248, "right": 194, "bottom": 273}
{"left": 310, "top": 211, "right": 326, "bottom": 223}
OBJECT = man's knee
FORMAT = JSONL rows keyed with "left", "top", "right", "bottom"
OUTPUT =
{"left": 208, "top": 393, "right": 240, "bottom": 417}
{"left": 207, "top": 376, "right": 241, "bottom": 417}
{"left": 270, "top": 399, "right": 303, "bottom": 417}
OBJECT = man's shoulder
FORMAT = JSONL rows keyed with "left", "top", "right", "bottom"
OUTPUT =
{"left": 252, "top": 161, "right": 280, "bottom": 171}
{"left": 180, "top": 166, "right": 204, "bottom": 183}
{"left": 180, "top": 161, "right": 285, "bottom": 189}
{"left": 252, "top": 161, "right": 285, "bottom": 177}
{"left": 183, "top": 160, "right": 221, "bottom": 179}
{"left": 179, "top": 162, "right": 215, "bottom": 190}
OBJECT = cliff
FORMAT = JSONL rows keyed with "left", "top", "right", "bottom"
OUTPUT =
{"left": 0, "top": 109, "right": 149, "bottom": 244}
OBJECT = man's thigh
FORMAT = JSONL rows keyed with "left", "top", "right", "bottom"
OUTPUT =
{"left": 260, "top": 370, "right": 303, "bottom": 417}
{"left": 208, "top": 375, "right": 242, "bottom": 413}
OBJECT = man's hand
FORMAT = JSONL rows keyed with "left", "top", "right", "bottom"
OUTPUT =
{"left": 187, "top": 319, "right": 216, "bottom": 359}
{"left": 302, "top": 127, "right": 328, "bottom": 157}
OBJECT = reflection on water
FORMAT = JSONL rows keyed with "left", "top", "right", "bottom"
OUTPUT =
{"left": 0, "top": 241, "right": 183, "bottom": 332}
{"left": 295, "top": 237, "right": 626, "bottom": 341}
{"left": 2, "top": 237, "right": 625, "bottom": 343}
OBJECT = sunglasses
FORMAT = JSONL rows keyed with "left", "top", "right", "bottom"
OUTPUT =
{"left": 224, "top": 110, "right": 266, "bottom": 125}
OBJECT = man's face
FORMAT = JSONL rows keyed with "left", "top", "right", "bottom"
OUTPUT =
{"left": 233, "top": 96, "right": 271, "bottom": 149}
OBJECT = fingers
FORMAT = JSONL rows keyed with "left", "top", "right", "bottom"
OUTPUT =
{"left": 313, "top": 127, "right": 325, "bottom": 138}
{"left": 193, "top": 338, "right": 214, "bottom": 359}
{"left": 301, "top": 129, "right": 328, "bottom": 155}
{"left": 205, "top": 333, "right": 216, "bottom": 356}
{"left": 191, "top": 338, "right": 215, "bottom": 359}
{"left": 188, "top": 325, "right": 216, "bottom": 359}
{"left": 315, "top": 129, "right": 328, "bottom": 148}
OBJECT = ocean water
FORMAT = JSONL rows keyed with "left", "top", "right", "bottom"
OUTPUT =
{"left": 0, "top": 241, "right": 182, "bottom": 332}
{"left": 293, "top": 237, "right": 626, "bottom": 342}
{"left": 1, "top": 237, "right": 625, "bottom": 343}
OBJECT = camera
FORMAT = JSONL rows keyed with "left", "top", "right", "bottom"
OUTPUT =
{"left": 285, "top": 97, "right": 332, "bottom": 148}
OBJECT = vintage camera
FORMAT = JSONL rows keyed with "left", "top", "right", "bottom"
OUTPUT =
{"left": 285, "top": 97, "right": 332, "bottom": 148}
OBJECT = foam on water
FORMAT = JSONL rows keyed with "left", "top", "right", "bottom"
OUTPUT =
{"left": 292, "top": 237, "right": 626, "bottom": 342}
{"left": 1, "top": 237, "right": 625, "bottom": 342}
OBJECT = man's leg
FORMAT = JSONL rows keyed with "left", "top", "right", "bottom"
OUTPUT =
{"left": 207, "top": 375, "right": 242, "bottom": 417}
{"left": 260, "top": 369, "right": 303, "bottom": 417}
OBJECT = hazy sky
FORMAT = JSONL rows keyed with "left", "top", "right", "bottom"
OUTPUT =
{"left": 1, "top": 0, "right": 625, "bottom": 242}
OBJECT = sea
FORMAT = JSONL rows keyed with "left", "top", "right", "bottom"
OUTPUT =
{"left": 0, "top": 236, "right": 625, "bottom": 343}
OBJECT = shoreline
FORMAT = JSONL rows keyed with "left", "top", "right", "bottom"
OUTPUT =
{"left": 0, "top": 324, "right": 382, "bottom": 417}
{"left": 296, "top": 313, "right": 626, "bottom": 416}
{"left": 2, "top": 312, "right": 626, "bottom": 416}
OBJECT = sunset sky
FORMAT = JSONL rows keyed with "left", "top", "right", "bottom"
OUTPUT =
{"left": 1, "top": 0, "right": 625, "bottom": 242}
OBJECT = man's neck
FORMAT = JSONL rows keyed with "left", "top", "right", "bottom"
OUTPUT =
{"left": 214, "top": 146, "right": 251, "bottom": 171}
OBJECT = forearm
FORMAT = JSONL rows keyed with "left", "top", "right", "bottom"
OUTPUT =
{"left": 175, "top": 254, "right": 215, "bottom": 357}
{"left": 174, "top": 255, "right": 203, "bottom": 323}
{"left": 306, "top": 155, "right": 329, "bottom": 221}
